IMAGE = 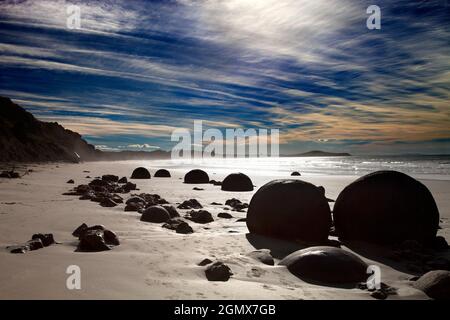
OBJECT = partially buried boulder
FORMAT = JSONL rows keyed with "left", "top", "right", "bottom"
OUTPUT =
{"left": 131, "top": 167, "right": 151, "bottom": 179}
{"left": 279, "top": 246, "right": 368, "bottom": 284}
{"left": 221, "top": 173, "right": 253, "bottom": 191}
{"left": 185, "top": 210, "right": 214, "bottom": 224}
{"left": 333, "top": 170, "right": 440, "bottom": 245}
{"left": 246, "top": 179, "right": 331, "bottom": 241}
{"left": 184, "top": 169, "right": 209, "bottom": 184}
{"left": 154, "top": 169, "right": 171, "bottom": 177}
{"left": 413, "top": 270, "right": 450, "bottom": 300}
{"left": 205, "top": 261, "right": 233, "bottom": 281}
{"left": 162, "top": 205, "right": 180, "bottom": 218}
{"left": 140, "top": 205, "right": 170, "bottom": 223}
{"left": 77, "top": 230, "right": 110, "bottom": 252}
{"left": 178, "top": 199, "right": 202, "bottom": 209}
{"left": 291, "top": 171, "right": 301, "bottom": 176}
{"left": 31, "top": 233, "right": 55, "bottom": 247}
{"left": 247, "top": 249, "right": 275, "bottom": 266}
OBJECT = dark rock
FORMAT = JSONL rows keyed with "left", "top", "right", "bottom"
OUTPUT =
{"left": 89, "top": 179, "right": 109, "bottom": 187}
{"left": 334, "top": 171, "right": 439, "bottom": 245}
{"left": 141, "top": 205, "right": 170, "bottom": 223}
{"left": 176, "top": 222, "right": 194, "bottom": 234}
{"left": 131, "top": 167, "right": 151, "bottom": 179}
{"left": 431, "top": 236, "right": 449, "bottom": 251}
{"left": 184, "top": 169, "right": 209, "bottom": 184}
{"left": 77, "top": 230, "right": 110, "bottom": 252}
{"left": 413, "top": 270, "right": 450, "bottom": 300}
{"left": 205, "top": 261, "right": 233, "bottom": 281}
{"left": 118, "top": 177, "right": 127, "bottom": 184}
{"left": 211, "top": 202, "right": 223, "bottom": 205}
{"left": 225, "top": 198, "right": 248, "bottom": 211}
{"left": 100, "top": 198, "right": 117, "bottom": 207}
{"left": 279, "top": 246, "right": 368, "bottom": 284}
{"left": 221, "top": 173, "right": 254, "bottom": 191}
{"left": 247, "top": 249, "right": 275, "bottom": 266}
{"left": 126, "top": 196, "right": 146, "bottom": 205}
{"left": 102, "top": 174, "right": 118, "bottom": 182}
{"left": 79, "top": 191, "right": 95, "bottom": 200}
{"left": 154, "top": 169, "right": 171, "bottom": 177}
{"left": 26, "top": 238, "right": 44, "bottom": 251}
{"left": 193, "top": 187, "right": 204, "bottom": 191}
{"left": 218, "top": 212, "right": 233, "bottom": 219}
{"left": 124, "top": 202, "right": 144, "bottom": 212}
{"left": 103, "top": 229, "right": 120, "bottom": 246}
{"left": 371, "top": 290, "right": 388, "bottom": 300}
{"left": 162, "top": 205, "right": 180, "bottom": 218}
{"left": 291, "top": 171, "right": 301, "bottom": 176}
{"left": 67, "top": 179, "right": 75, "bottom": 184}
{"left": 10, "top": 245, "right": 29, "bottom": 254}
{"left": 111, "top": 194, "right": 123, "bottom": 204}
{"left": 72, "top": 223, "right": 88, "bottom": 237}
{"left": 123, "top": 182, "right": 137, "bottom": 192}
{"left": 209, "top": 180, "right": 222, "bottom": 186}
{"left": 236, "top": 218, "right": 247, "bottom": 222}
{"left": 198, "top": 258, "right": 213, "bottom": 266}
{"left": 185, "top": 210, "right": 214, "bottom": 224}
{"left": 162, "top": 218, "right": 185, "bottom": 230}
{"left": 31, "top": 233, "right": 55, "bottom": 247}
{"left": 247, "top": 180, "right": 331, "bottom": 241}
{"left": 178, "top": 199, "right": 203, "bottom": 209}
{"left": 0, "top": 170, "right": 20, "bottom": 178}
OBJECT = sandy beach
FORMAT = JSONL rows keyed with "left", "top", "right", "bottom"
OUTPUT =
{"left": 1, "top": 160, "right": 448, "bottom": 300}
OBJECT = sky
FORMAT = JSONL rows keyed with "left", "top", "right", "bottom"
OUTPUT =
{"left": 0, "top": 0, "right": 449, "bottom": 155}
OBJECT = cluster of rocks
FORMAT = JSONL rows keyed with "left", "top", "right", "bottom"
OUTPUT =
{"left": 73, "top": 223, "right": 120, "bottom": 252}
{"left": 125, "top": 193, "right": 169, "bottom": 212}
{"left": 9, "top": 233, "right": 56, "bottom": 253}
{"left": 138, "top": 204, "right": 195, "bottom": 234}
{"left": 0, "top": 169, "right": 20, "bottom": 179}
{"left": 225, "top": 198, "right": 248, "bottom": 212}
{"left": 64, "top": 175, "right": 137, "bottom": 208}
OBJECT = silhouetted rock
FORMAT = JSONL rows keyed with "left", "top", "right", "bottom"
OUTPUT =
{"left": 72, "top": 223, "right": 88, "bottom": 237}
{"left": 221, "top": 173, "right": 254, "bottom": 191}
{"left": 118, "top": 177, "right": 127, "bottom": 184}
{"left": 184, "top": 169, "right": 209, "bottom": 184}
{"left": 67, "top": 179, "right": 74, "bottom": 184}
{"left": 77, "top": 229, "right": 110, "bottom": 252}
{"left": 247, "top": 249, "right": 275, "bottom": 266}
{"left": 185, "top": 210, "right": 214, "bottom": 224}
{"left": 103, "top": 229, "right": 120, "bottom": 246}
{"left": 218, "top": 212, "right": 233, "bottom": 219}
{"left": 247, "top": 179, "right": 331, "bottom": 241}
{"left": 102, "top": 174, "right": 119, "bottom": 182}
{"left": 432, "top": 236, "right": 449, "bottom": 251}
{"left": 291, "top": 171, "right": 301, "bottom": 176}
{"left": 198, "top": 258, "right": 213, "bottom": 266}
{"left": 176, "top": 222, "right": 194, "bottom": 234}
{"left": 413, "top": 270, "right": 450, "bottom": 300}
{"left": 280, "top": 246, "right": 368, "bottom": 284}
{"left": 131, "top": 167, "right": 151, "bottom": 179}
{"left": 225, "top": 198, "right": 248, "bottom": 211}
{"left": 236, "top": 218, "right": 247, "bottom": 222}
{"left": 123, "top": 182, "right": 137, "bottom": 192}
{"left": 178, "top": 199, "right": 203, "bottom": 209}
{"left": 26, "top": 238, "right": 44, "bottom": 251}
{"left": 193, "top": 187, "right": 204, "bottom": 191}
{"left": 31, "top": 233, "right": 55, "bottom": 247}
{"left": 154, "top": 169, "right": 171, "bottom": 177}
{"left": 10, "top": 246, "right": 29, "bottom": 254}
{"left": 205, "top": 261, "right": 233, "bottom": 281}
{"left": 124, "top": 202, "right": 143, "bottom": 212}
{"left": 333, "top": 171, "right": 440, "bottom": 245}
{"left": 162, "top": 205, "right": 180, "bottom": 218}
{"left": 100, "top": 198, "right": 117, "bottom": 207}
{"left": 141, "top": 205, "right": 170, "bottom": 223}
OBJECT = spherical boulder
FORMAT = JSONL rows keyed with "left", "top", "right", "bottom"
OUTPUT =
{"left": 333, "top": 171, "right": 439, "bottom": 245}
{"left": 154, "top": 169, "right": 171, "bottom": 178}
{"left": 221, "top": 173, "right": 253, "bottom": 191}
{"left": 140, "top": 205, "right": 170, "bottom": 223}
{"left": 184, "top": 169, "right": 209, "bottom": 184}
{"left": 131, "top": 167, "right": 151, "bottom": 179}
{"left": 246, "top": 179, "right": 331, "bottom": 241}
{"left": 279, "top": 246, "right": 368, "bottom": 284}
{"left": 413, "top": 270, "right": 450, "bottom": 300}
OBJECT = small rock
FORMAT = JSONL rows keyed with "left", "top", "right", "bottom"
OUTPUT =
{"left": 141, "top": 206, "right": 170, "bottom": 223}
{"left": 236, "top": 218, "right": 247, "bottom": 222}
{"left": 100, "top": 198, "right": 117, "bottom": 207}
{"left": 225, "top": 198, "right": 248, "bottom": 211}
{"left": 124, "top": 202, "right": 143, "bottom": 212}
{"left": 77, "top": 230, "right": 110, "bottom": 252}
{"left": 370, "top": 290, "right": 387, "bottom": 300}
{"left": 118, "top": 177, "right": 128, "bottom": 184}
{"left": 67, "top": 179, "right": 75, "bottom": 184}
{"left": 102, "top": 175, "right": 119, "bottom": 182}
{"left": 210, "top": 202, "right": 223, "bottom": 205}
{"left": 162, "top": 205, "right": 180, "bottom": 218}
{"left": 205, "top": 261, "right": 233, "bottom": 281}
{"left": 193, "top": 187, "right": 204, "bottom": 191}
{"left": 198, "top": 258, "right": 213, "bottom": 266}
{"left": 26, "top": 238, "right": 44, "bottom": 251}
{"left": 178, "top": 199, "right": 203, "bottom": 209}
{"left": 72, "top": 223, "right": 88, "bottom": 237}
{"left": 247, "top": 249, "right": 275, "bottom": 266}
{"left": 10, "top": 246, "right": 29, "bottom": 254}
{"left": 176, "top": 222, "right": 194, "bottom": 234}
{"left": 31, "top": 233, "right": 55, "bottom": 247}
{"left": 218, "top": 212, "right": 233, "bottom": 219}
{"left": 185, "top": 210, "right": 214, "bottom": 224}
{"left": 291, "top": 171, "right": 301, "bottom": 176}
{"left": 103, "top": 229, "right": 120, "bottom": 246}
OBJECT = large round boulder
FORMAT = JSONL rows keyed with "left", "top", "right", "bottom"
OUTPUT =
{"left": 184, "top": 169, "right": 209, "bottom": 184}
{"left": 246, "top": 179, "right": 331, "bottom": 241}
{"left": 333, "top": 171, "right": 439, "bottom": 245}
{"left": 413, "top": 270, "right": 450, "bottom": 300}
{"left": 221, "top": 173, "right": 253, "bottom": 191}
{"left": 279, "top": 246, "right": 368, "bottom": 284}
{"left": 154, "top": 169, "right": 171, "bottom": 178}
{"left": 140, "top": 205, "right": 170, "bottom": 223}
{"left": 131, "top": 167, "right": 151, "bottom": 179}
